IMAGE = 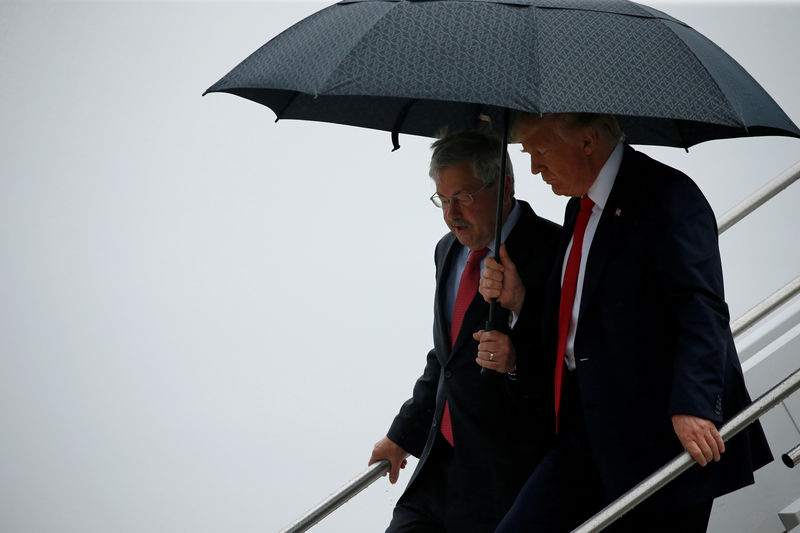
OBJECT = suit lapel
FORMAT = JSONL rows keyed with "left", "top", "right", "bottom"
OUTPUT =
{"left": 561, "top": 197, "right": 581, "bottom": 261}
{"left": 434, "top": 234, "right": 461, "bottom": 364}
{"left": 578, "top": 147, "right": 635, "bottom": 322}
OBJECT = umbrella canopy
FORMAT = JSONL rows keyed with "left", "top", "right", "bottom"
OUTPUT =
{"left": 205, "top": 0, "right": 799, "bottom": 149}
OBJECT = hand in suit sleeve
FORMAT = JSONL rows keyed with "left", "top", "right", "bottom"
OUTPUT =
{"left": 656, "top": 178, "right": 730, "bottom": 465}
{"left": 479, "top": 244, "right": 526, "bottom": 316}
{"left": 473, "top": 329, "right": 517, "bottom": 373}
{"left": 369, "top": 436, "right": 409, "bottom": 484}
{"left": 671, "top": 414, "right": 725, "bottom": 467}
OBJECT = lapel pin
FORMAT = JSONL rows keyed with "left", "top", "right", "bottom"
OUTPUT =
{"left": 615, "top": 207, "right": 622, "bottom": 217}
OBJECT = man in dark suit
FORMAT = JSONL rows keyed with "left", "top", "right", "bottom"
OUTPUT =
{"left": 480, "top": 113, "right": 772, "bottom": 532}
{"left": 369, "top": 128, "right": 561, "bottom": 532}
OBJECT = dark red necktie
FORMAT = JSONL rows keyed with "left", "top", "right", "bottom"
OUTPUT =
{"left": 554, "top": 196, "right": 594, "bottom": 432}
{"left": 441, "top": 247, "right": 490, "bottom": 446}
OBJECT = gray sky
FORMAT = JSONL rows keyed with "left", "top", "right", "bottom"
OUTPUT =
{"left": 1, "top": 2, "right": 799, "bottom": 532}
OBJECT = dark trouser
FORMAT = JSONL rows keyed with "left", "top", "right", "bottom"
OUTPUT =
{"left": 496, "top": 370, "right": 713, "bottom": 533}
{"left": 386, "top": 433, "right": 500, "bottom": 533}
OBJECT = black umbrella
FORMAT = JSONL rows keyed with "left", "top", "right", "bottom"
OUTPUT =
{"left": 204, "top": 0, "right": 799, "bottom": 330}
{"left": 205, "top": 0, "right": 799, "bottom": 149}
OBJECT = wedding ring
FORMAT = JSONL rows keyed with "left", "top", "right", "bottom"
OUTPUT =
{"left": 489, "top": 352, "right": 495, "bottom": 361}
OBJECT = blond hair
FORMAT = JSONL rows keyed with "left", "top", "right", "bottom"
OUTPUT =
{"left": 512, "top": 112, "right": 624, "bottom": 147}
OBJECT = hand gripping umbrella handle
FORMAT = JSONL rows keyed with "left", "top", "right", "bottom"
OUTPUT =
{"left": 481, "top": 108, "right": 510, "bottom": 377}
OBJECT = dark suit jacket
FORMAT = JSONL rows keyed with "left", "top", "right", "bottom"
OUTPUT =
{"left": 544, "top": 145, "right": 772, "bottom": 510}
{"left": 387, "top": 199, "right": 561, "bottom": 521}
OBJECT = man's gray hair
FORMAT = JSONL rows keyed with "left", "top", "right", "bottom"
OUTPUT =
{"left": 429, "top": 128, "right": 515, "bottom": 196}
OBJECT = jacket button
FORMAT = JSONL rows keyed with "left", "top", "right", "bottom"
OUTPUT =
{"left": 445, "top": 371, "right": 452, "bottom": 379}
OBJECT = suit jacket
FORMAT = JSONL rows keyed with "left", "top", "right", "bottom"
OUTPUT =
{"left": 544, "top": 145, "right": 772, "bottom": 510}
{"left": 387, "top": 199, "right": 561, "bottom": 520}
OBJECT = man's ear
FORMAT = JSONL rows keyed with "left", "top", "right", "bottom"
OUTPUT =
{"left": 503, "top": 173, "right": 513, "bottom": 199}
{"left": 582, "top": 126, "right": 599, "bottom": 156}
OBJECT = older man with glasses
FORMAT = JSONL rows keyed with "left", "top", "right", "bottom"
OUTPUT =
{"left": 368, "top": 127, "right": 561, "bottom": 533}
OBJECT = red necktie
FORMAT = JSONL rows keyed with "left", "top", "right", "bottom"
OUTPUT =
{"left": 441, "top": 247, "right": 490, "bottom": 446}
{"left": 554, "top": 196, "right": 594, "bottom": 432}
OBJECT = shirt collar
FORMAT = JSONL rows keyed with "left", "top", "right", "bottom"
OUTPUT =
{"left": 585, "top": 142, "right": 623, "bottom": 210}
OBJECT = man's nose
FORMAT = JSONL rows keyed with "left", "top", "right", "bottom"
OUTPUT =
{"left": 530, "top": 156, "right": 544, "bottom": 175}
{"left": 445, "top": 200, "right": 462, "bottom": 218}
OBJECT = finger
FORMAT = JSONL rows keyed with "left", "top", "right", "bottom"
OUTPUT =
{"left": 477, "top": 341, "right": 499, "bottom": 356}
{"left": 480, "top": 279, "right": 505, "bottom": 297}
{"left": 479, "top": 289, "right": 499, "bottom": 302}
{"left": 484, "top": 256, "right": 504, "bottom": 272}
{"left": 712, "top": 428, "right": 725, "bottom": 456}
{"left": 477, "top": 330, "right": 494, "bottom": 343}
{"left": 693, "top": 437, "right": 714, "bottom": 465}
{"left": 481, "top": 267, "right": 504, "bottom": 282}
{"left": 479, "top": 334, "right": 504, "bottom": 345}
{"left": 476, "top": 349, "right": 495, "bottom": 362}
{"left": 475, "top": 356, "right": 500, "bottom": 370}
{"left": 480, "top": 352, "right": 511, "bottom": 371}
{"left": 401, "top": 459, "right": 407, "bottom": 469}
{"left": 472, "top": 330, "right": 485, "bottom": 341}
{"left": 702, "top": 440, "right": 714, "bottom": 463}
{"left": 686, "top": 442, "right": 708, "bottom": 467}
{"left": 479, "top": 329, "right": 506, "bottom": 342}
{"left": 499, "top": 244, "right": 521, "bottom": 281}
{"left": 499, "top": 244, "right": 514, "bottom": 268}
{"left": 705, "top": 430, "right": 723, "bottom": 462}
{"left": 479, "top": 287, "right": 501, "bottom": 300}
{"left": 389, "top": 462, "right": 400, "bottom": 484}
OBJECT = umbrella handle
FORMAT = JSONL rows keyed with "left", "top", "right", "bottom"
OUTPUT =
{"left": 481, "top": 108, "right": 510, "bottom": 376}
{"left": 479, "top": 315, "right": 498, "bottom": 377}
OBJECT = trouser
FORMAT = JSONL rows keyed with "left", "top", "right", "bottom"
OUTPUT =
{"left": 386, "top": 432, "right": 500, "bottom": 533}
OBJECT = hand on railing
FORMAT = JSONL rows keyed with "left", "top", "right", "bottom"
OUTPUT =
{"left": 572, "top": 366, "right": 800, "bottom": 533}
{"left": 671, "top": 414, "right": 725, "bottom": 467}
{"left": 369, "top": 437, "right": 409, "bottom": 484}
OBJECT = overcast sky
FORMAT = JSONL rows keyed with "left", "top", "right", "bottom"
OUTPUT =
{"left": 1, "top": 2, "right": 799, "bottom": 532}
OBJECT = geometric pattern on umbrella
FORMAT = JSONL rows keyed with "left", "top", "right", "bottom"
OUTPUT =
{"left": 206, "top": 0, "right": 800, "bottom": 148}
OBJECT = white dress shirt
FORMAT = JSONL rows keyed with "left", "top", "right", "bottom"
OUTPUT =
{"left": 562, "top": 143, "right": 624, "bottom": 369}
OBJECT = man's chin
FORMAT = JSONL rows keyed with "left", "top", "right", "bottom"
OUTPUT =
{"left": 452, "top": 228, "right": 473, "bottom": 248}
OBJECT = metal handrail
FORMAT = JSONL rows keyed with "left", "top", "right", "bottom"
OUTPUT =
{"left": 279, "top": 460, "right": 390, "bottom": 533}
{"left": 572, "top": 366, "right": 800, "bottom": 533}
{"left": 279, "top": 161, "right": 800, "bottom": 532}
{"left": 717, "top": 160, "right": 800, "bottom": 234}
{"left": 280, "top": 273, "right": 800, "bottom": 533}
{"left": 783, "top": 442, "right": 800, "bottom": 468}
{"left": 732, "top": 276, "right": 800, "bottom": 337}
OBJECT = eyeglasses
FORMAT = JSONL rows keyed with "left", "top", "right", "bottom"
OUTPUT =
{"left": 430, "top": 182, "right": 492, "bottom": 209}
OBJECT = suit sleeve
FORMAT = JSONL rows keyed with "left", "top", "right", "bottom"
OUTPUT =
{"left": 385, "top": 240, "right": 448, "bottom": 458}
{"left": 655, "top": 176, "right": 730, "bottom": 423}
{"left": 386, "top": 348, "right": 439, "bottom": 458}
